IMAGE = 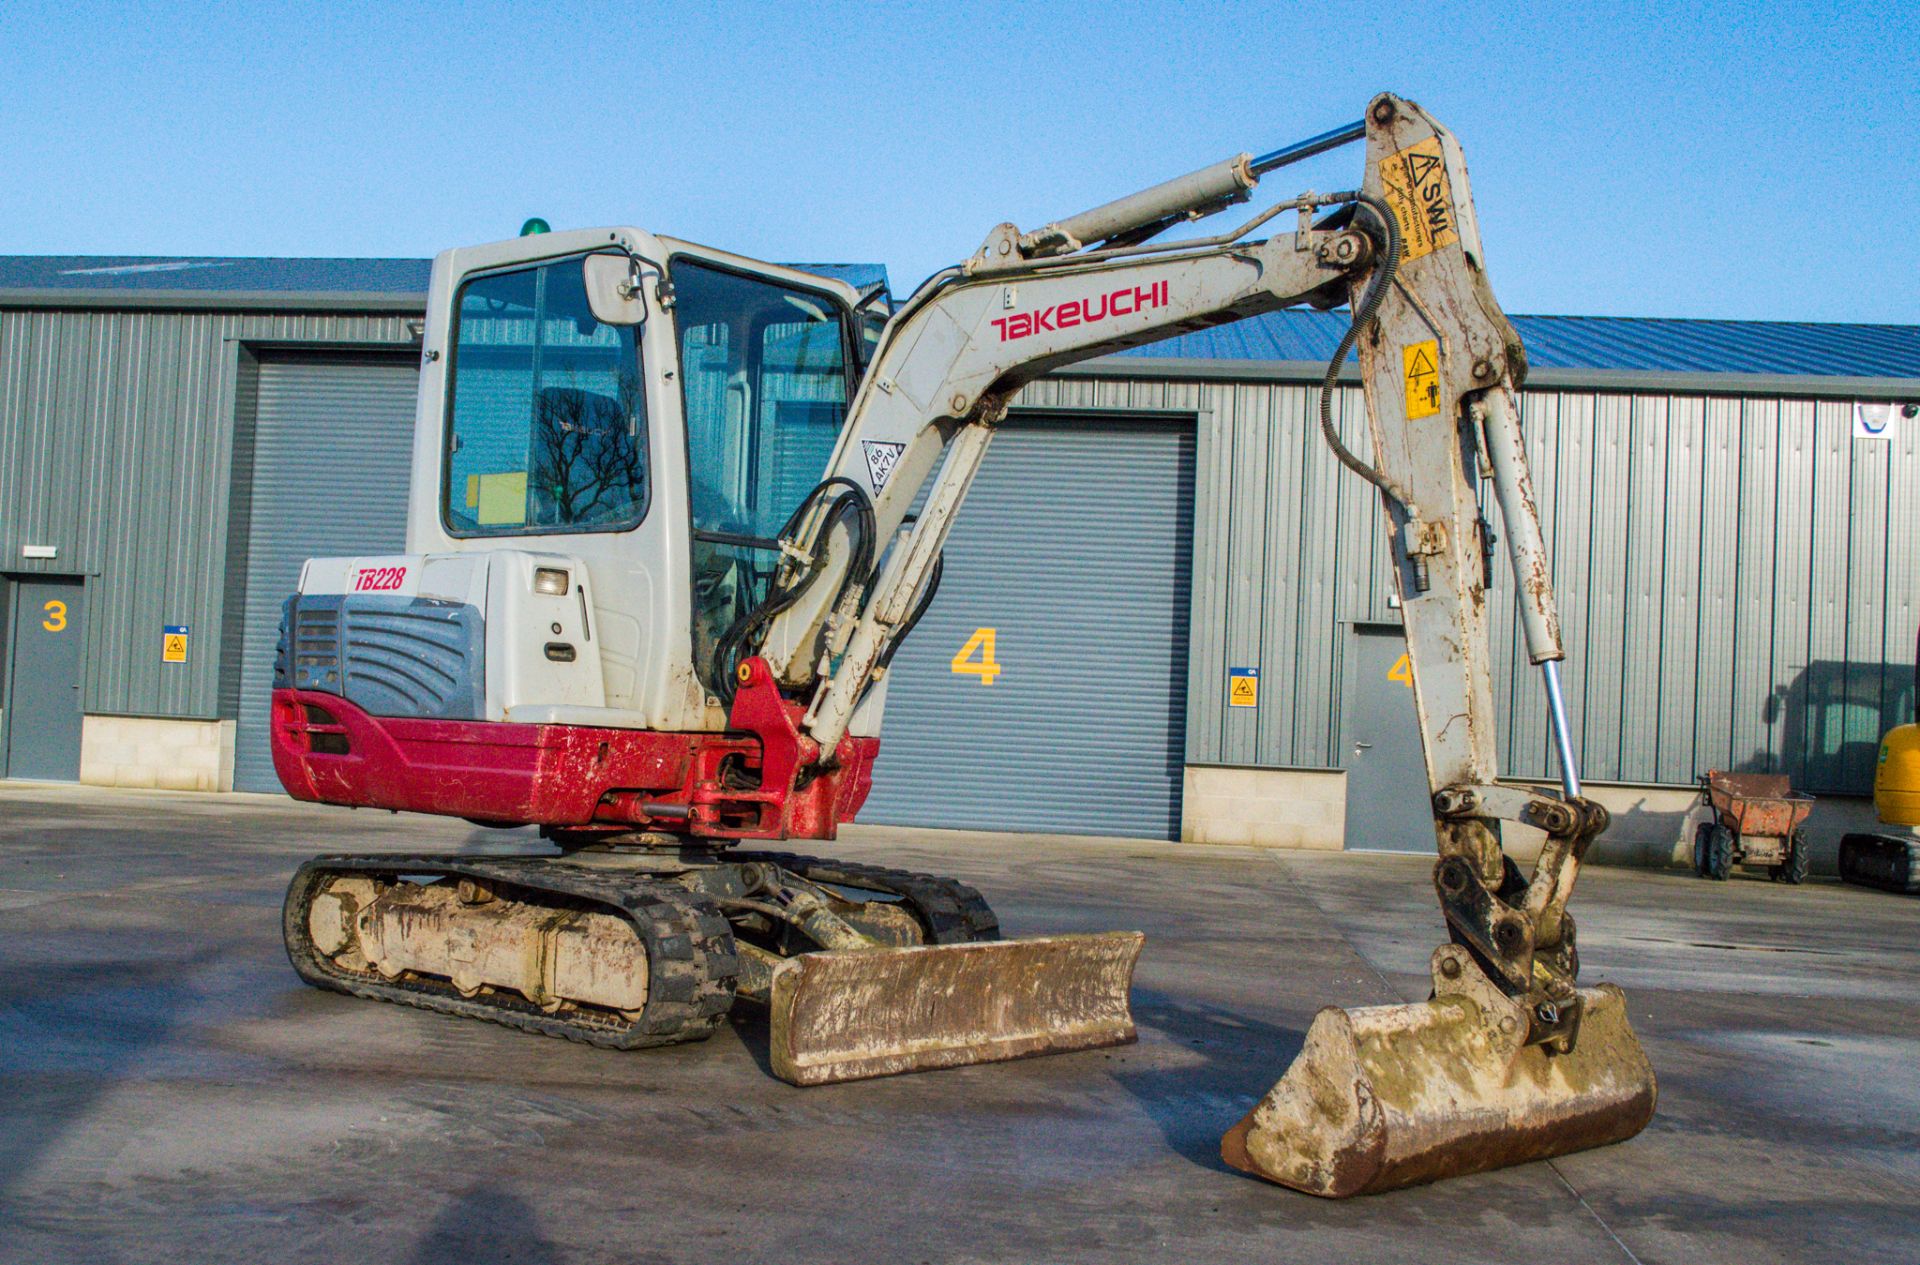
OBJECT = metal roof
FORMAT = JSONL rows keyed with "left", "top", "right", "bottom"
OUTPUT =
{"left": 0, "top": 256, "right": 1911, "bottom": 379}
{"left": 1111, "top": 308, "right": 1920, "bottom": 378}
{"left": 0, "top": 255, "right": 888, "bottom": 296}
{"left": 0, "top": 255, "right": 434, "bottom": 293}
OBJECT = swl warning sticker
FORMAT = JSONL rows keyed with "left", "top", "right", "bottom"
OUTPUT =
{"left": 1403, "top": 341, "right": 1440, "bottom": 420}
{"left": 862, "top": 440, "right": 905, "bottom": 492}
{"left": 1228, "top": 667, "right": 1259, "bottom": 708}
{"left": 1378, "top": 136, "right": 1459, "bottom": 263}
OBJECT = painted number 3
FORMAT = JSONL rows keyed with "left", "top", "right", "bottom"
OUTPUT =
{"left": 41, "top": 600, "right": 67, "bottom": 632}
{"left": 951, "top": 627, "right": 1001, "bottom": 685}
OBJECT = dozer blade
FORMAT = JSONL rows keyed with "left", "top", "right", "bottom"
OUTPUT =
{"left": 767, "top": 931, "right": 1144, "bottom": 1086}
{"left": 1222, "top": 946, "right": 1656, "bottom": 1198}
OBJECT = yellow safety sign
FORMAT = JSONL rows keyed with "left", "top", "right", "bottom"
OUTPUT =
{"left": 1403, "top": 341, "right": 1440, "bottom": 420}
{"left": 1228, "top": 667, "right": 1259, "bottom": 708}
{"left": 1378, "top": 135, "right": 1459, "bottom": 263}
{"left": 162, "top": 625, "right": 189, "bottom": 664}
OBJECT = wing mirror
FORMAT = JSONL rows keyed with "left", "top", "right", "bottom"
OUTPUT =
{"left": 583, "top": 253, "right": 648, "bottom": 327}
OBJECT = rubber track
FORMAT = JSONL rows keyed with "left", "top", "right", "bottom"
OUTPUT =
{"left": 284, "top": 854, "right": 740, "bottom": 1049}
{"left": 1838, "top": 833, "right": 1920, "bottom": 894}
{"left": 732, "top": 851, "right": 1001, "bottom": 944}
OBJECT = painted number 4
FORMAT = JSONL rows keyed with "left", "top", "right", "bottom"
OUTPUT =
{"left": 951, "top": 627, "right": 1001, "bottom": 685}
{"left": 1388, "top": 653, "right": 1414, "bottom": 687}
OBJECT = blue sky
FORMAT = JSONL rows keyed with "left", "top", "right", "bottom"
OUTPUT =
{"left": 1, "top": 0, "right": 1914, "bottom": 322}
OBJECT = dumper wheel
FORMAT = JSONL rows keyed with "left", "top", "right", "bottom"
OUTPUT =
{"left": 1701, "top": 824, "right": 1734, "bottom": 881}
{"left": 1771, "top": 833, "right": 1810, "bottom": 885}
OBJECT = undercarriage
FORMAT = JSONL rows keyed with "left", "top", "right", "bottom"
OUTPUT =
{"left": 286, "top": 845, "right": 1000, "bottom": 1039}
{"left": 1838, "top": 832, "right": 1920, "bottom": 894}
{"left": 283, "top": 844, "right": 1138, "bottom": 1082}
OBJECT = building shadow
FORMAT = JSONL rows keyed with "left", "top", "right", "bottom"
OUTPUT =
{"left": 1753, "top": 658, "right": 1913, "bottom": 795}
{"left": 405, "top": 1185, "right": 561, "bottom": 1265}
{"left": 0, "top": 948, "right": 219, "bottom": 1200}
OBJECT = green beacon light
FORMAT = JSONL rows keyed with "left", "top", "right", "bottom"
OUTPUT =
{"left": 519, "top": 217, "right": 551, "bottom": 237}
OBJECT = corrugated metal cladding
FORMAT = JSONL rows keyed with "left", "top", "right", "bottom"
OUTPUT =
{"left": 861, "top": 417, "right": 1195, "bottom": 836}
{"left": 0, "top": 308, "right": 418, "bottom": 720}
{"left": 1015, "top": 374, "right": 1920, "bottom": 797}
{"left": 230, "top": 356, "right": 416, "bottom": 792}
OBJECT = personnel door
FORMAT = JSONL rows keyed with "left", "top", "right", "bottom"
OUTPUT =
{"left": 1341, "top": 623, "right": 1434, "bottom": 852}
{"left": 4, "top": 577, "right": 86, "bottom": 781}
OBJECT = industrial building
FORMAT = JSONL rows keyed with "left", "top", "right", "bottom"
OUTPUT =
{"left": 2, "top": 254, "right": 1917, "bottom": 861}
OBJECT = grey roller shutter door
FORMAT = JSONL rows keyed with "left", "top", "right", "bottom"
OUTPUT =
{"left": 860, "top": 416, "right": 1194, "bottom": 839}
{"left": 232, "top": 356, "right": 417, "bottom": 792}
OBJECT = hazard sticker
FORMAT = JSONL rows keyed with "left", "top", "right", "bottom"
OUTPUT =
{"left": 1228, "top": 667, "right": 1258, "bottom": 708}
{"left": 162, "top": 625, "right": 189, "bottom": 664}
{"left": 1378, "top": 136, "right": 1459, "bottom": 263}
{"left": 1403, "top": 341, "right": 1441, "bottom": 419}
{"left": 862, "top": 440, "right": 905, "bottom": 492}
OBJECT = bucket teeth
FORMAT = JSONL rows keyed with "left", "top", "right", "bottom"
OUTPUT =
{"left": 768, "top": 931, "right": 1144, "bottom": 1086}
{"left": 1222, "top": 947, "right": 1656, "bottom": 1197}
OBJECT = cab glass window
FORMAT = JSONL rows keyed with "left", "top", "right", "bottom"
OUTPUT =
{"left": 674, "top": 261, "right": 849, "bottom": 538}
{"left": 672, "top": 260, "right": 850, "bottom": 685}
{"left": 443, "top": 255, "right": 648, "bottom": 535}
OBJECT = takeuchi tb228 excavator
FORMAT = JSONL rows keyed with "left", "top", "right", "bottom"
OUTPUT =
{"left": 271, "top": 94, "right": 1657, "bottom": 1197}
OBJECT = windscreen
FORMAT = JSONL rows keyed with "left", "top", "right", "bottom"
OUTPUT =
{"left": 443, "top": 255, "right": 648, "bottom": 536}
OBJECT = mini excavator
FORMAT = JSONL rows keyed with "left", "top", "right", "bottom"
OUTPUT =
{"left": 272, "top": 94, "right": 1656, "bottom": 1196}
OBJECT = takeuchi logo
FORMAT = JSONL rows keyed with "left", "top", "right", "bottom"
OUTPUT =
{"left": 991, "top": 280, "right": 1169, "bottom": 342}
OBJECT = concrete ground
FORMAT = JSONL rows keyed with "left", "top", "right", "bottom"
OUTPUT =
{"left": 1, "top": 784, "right": 1915, "bottom": 1265}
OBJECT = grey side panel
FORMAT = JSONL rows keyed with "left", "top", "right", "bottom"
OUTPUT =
{"left": 277, "top": 593, "right": 484, "bottom": 721}
{"left": 860, "top": 416, "right": 1195, "bottom": 839}
{"left": 232, "top": 356, "right": 416, "bottom": 792}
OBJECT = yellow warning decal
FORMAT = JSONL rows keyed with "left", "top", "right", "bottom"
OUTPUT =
{"left": 1403, "top": 340, "right": 1440, "bottom": 420}
{"left": 1228, "top": 667, "right": 1258, "bottom": 708}
{"left": 1378, "top": 136, "right": 1459, "bottom": 262}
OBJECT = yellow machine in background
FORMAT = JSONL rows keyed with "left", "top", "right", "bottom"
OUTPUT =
{"left": 1839, "top": 638, "right": 1920, "bottom": 893}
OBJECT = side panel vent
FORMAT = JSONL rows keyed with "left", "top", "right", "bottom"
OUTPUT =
{"left": 277, "top": 593, "right": 485, "bottom": 721}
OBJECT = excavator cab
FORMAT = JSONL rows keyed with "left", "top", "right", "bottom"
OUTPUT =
{"left": 273, "top": 231, "right": 1144, "bottom": 1084}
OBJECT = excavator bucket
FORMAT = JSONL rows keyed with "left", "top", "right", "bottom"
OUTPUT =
{"left": 1222, "top": 946, "right": 1657, "bottom": 1197}
{"left": 767, "top": 931, "right": 1144, "bottom": 1085}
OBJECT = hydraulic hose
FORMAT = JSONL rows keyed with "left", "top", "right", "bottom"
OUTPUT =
{"left": 1318, "top": 194, "right": 1416, "bottom": 518}
{"left": 876, "top": 552, "right": 943, "bottom": 671}
{"left": 711, "top": 478, "right": 877, "bottom": 706}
